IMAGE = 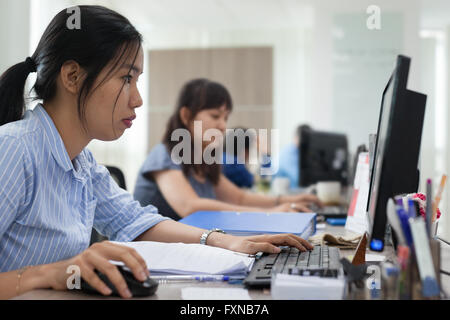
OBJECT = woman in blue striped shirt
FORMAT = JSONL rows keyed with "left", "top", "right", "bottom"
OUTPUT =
{"left": 0, "top": 5, "right": 313, "bottom": 300}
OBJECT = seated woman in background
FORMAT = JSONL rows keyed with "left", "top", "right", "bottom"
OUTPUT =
{"left": 275, "top": 124, "right": 311, "bottom": 189}
{"left": 222, "top": 127, "right": 255, "bottom": 189}
{"left": 133, "top": 79, "right": 322, "bottom": 221}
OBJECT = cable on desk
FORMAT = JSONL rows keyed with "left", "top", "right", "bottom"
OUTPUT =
{"left": 440, "top": 269, "right": 450, "bottom": 277}
{"left": 437, "top": 236, "right": 450, "bottom": 247}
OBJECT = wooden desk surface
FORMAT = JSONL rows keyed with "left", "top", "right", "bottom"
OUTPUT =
{"left": 12, "top": 225, "right": 450, "bottom": 300}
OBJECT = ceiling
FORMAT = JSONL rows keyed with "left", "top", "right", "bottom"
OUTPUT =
{"left": 105, "top": 0, "right": 314, "bottom": 31}
{"left": 94, "top": 0, "right": 450, "bottom": 32}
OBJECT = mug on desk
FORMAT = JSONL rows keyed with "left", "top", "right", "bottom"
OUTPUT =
{"left": 316, "top": 181, "right": 342, "bottom": 205}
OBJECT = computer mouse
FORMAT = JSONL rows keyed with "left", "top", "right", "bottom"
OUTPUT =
{"left": 79, "top": 264, "right": 158, "bottom": 297}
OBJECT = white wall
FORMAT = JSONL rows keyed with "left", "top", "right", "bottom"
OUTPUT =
{"left": 0, "top": 0, "right": 31, "bottom": 77}
{"left": 305, "top": 0, "right": 421, "bottom": 152}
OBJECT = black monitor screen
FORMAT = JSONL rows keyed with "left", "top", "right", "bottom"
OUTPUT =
{"left": 367, "top": 76, "right": 393, "bottom": 226}
{"left": 299, "top": 130, "right": 348, "bottom": 187}
{"left": 366, "top": 55, "right": 426, "bottom": 252}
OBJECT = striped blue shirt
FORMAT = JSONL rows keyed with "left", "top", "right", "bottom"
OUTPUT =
{"left": 0, "top": 104, "right": 170, "bottom": 272}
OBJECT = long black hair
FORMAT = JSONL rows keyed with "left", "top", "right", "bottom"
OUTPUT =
{"left": 0, "top": 5, "right": 142, "bottom": 127}
{"left": 162, "top": 78, "right": 233, "bottom": 185}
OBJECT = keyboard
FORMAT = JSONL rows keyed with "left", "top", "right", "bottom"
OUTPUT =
{"left": 310, "top": 204, "right": 348, "bottom": 218}
{"left": 244, "top": 245, "right": 342, "bottom": 288}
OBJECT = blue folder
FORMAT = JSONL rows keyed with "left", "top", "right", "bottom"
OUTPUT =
{"left": 179, "top": 211, "right": 317, "bottom": 239}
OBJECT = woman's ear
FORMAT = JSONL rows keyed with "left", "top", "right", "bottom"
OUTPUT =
{"left": 59, "top": 60, "right": 83, "bottom": 95}
{"left": 179, "top": 106, "right": 192, "bottom": 127}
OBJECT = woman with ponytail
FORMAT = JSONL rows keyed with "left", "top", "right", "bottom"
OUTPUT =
{"left": 0, "top": 5, "right": 312, "bottom": 300}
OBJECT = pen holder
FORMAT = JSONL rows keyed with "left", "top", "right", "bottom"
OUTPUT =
{"left": 430, "top": 239, "right": 441, "bottom": 290}
{"left": 398, "top": 254, "right": 413, "bottom": 300}
{"left": 408, "top": 239, "right": 441, "bottom": 300}
{"left": 410, "top": 253, "right": 422, "bottom": 300}
{"left": 381, "top": 262, "right": 400, "bottom": 300}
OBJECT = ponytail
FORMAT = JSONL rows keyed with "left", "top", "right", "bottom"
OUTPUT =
{"left": 0, "top": 6, "right": 142, "bottom": 129}
{"left": 0, "top": 57, "right": 37, "bottom": 126}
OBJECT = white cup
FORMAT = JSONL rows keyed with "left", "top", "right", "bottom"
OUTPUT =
{"left": 316, "top": 181, "right": 342, "bottom": 205}
{"left": 271, "top": 177, "right": 290, "bottom": 196}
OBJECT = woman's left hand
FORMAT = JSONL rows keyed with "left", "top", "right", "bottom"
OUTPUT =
{"left": 208, "top": 232, "right": 314, "bottom": 255}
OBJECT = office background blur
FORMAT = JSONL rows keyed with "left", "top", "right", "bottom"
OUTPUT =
{"left": 0, "top": 0, "right": 449, "bottom": 238}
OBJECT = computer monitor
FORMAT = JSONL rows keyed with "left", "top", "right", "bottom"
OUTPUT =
{"left": 367, "top": 55, "right": 426, "bottom": 252}
{"left": 299, "top": 129, "right": 349, "bottom": 187}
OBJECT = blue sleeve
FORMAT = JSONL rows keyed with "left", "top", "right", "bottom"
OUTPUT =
{"left": 85, "top": 149, "right": 171, "bottom": 242}
{"left": 223, "top": 163, "right": 254, "bottom": 188}
{"left": 0, "top": 136, "right": 33, "bottom": 240}
{"left": 140, "top": 144, "right": 180, "bottom": 176}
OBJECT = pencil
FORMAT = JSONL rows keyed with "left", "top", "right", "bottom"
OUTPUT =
{"left": 432, "top": 174, "right": 447, "bottom": 222}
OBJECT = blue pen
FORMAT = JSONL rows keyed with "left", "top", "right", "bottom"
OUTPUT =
{"left": 395, "top": 197, "right": 404, "bottom": 211}
{"left": 151, "top": 274, "right": 243, "bottom": 283}
{"left": 397, "top": 207, "right": 414, "bottom": 248}
{"left": 407, "top": 199, "right": 417, "bottom": 218}
{"left": 194, "top": 275, "right": 230, "bottom": 282}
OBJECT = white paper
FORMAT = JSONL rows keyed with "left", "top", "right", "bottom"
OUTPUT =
{"left": 181, "top": 287, "right": 251, "bottom": 300}
{"left": 110, "top": 241, "right": 254, "bottom": 276}
{"left": 345, "top": 253, "right": 386, "bottom": 262}
{"left": 365, "top": 254, "right": 386, "bottom": 262}
{"left": 271, "top": 274, "right": 345, "bottom": 300}
{"left": 346, "top": 153, "right": 370, "bottom": 234}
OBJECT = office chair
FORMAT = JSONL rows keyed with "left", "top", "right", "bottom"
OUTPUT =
{"left": 89, "top": 165, "right": 127, "bottom": 245}
{"left": 105, "top": 165, "right": 127, "bottom": 190}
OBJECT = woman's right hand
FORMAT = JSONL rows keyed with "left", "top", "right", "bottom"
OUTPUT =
{"left": 45, "top": 241, "right": 149, "bottom": 299}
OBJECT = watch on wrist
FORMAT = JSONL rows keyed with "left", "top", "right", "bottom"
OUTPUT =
{"left": 200, "top": 228, "right": 226, "bottom": 245}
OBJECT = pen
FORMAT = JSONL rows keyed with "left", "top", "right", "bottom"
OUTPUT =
{"left": 426, "top": 179, "right": 432, "bottom": 238}
{"left": 407, "top": 199, "right": 417, "bottom": 219}
{"left": 433, "top": 174, "right": 447, "bottom": 222}
{"left": 387, "top": 199, "right": 406, "bottom": 245}
{"left": 396, "top": 207, "right": 413, "bottom": 248}
{"left": 150, "top": 275, "right": 241, "bottom": 282}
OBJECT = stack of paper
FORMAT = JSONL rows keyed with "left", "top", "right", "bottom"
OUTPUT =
{"left": 110, "top": 241, "right": 255, "bottom": 277}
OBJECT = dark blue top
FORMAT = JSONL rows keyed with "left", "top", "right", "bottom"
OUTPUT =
{"left": 133, "top": 144, "right": 217, "bottom": 221}
{"left": 222, "top": 153, "right": 254, "bottom": 188}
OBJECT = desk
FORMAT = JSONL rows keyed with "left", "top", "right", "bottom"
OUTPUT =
{"left": 12, "top": 225, "right": 450, "bottom": 300}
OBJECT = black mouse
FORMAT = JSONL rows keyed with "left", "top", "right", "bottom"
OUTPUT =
{"left": 79, "top": 264, "right": 158, "bottom": 297}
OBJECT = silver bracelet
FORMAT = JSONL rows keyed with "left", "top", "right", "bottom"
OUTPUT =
{"left": 200, "top": 228, "right": 226, "bottom": 245}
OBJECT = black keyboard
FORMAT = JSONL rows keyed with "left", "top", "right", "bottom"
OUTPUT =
{"left": 244, "top": 245, "right": 341, "bottom": 288}
{"left": 310, "top": 204, "right": 348, "bottom": 218}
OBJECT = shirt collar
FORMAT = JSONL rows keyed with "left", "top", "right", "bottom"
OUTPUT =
{"left": 33, "top": 104, "right": 74, "bottom": 172}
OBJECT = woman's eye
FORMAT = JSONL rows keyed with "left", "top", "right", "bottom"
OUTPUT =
{"left": 123, "top": 75, "right": 133, "bottom": 83}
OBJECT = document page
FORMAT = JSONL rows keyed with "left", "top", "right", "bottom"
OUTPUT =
{"left": 110, "top": 241, "right": 255, "bottom": 276}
